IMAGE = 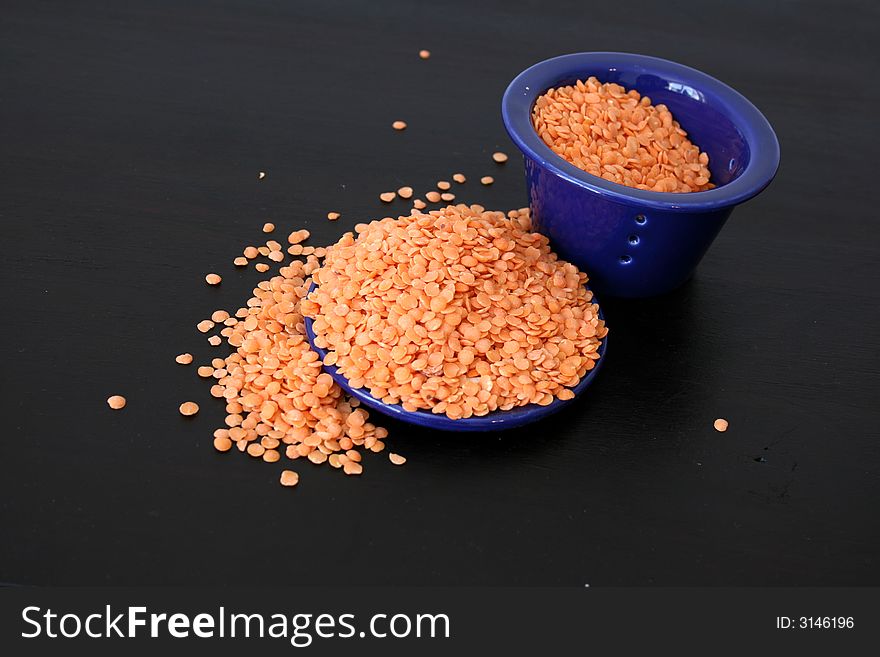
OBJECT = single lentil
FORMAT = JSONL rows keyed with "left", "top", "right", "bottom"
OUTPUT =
{"left": 327, "top": 212, "right": 340, "bottom": 221}
{"left": 262, "top": 222, "right": 275, "bottom": 233}
{"left": 280, "top": 470, "right": 300, "bottom": 487}
{"left": 380, "top": 192, "right": 396, "bottom": 203}
{"left": 492, "top": 152, "right": 508, "bottom": 163}
{"left": 205, "top": 273, "right": 222, "bottom": 285}
{"left": 714, "top": 418, "right": 729, "bottom": 432}
{"left": 392, "top": 121, "right": 407, "bottom": 131}
{"left": 389, "top": 453, "right": 407, "bottom": 465}
{"left": 179, "top": 401, "right": 200, "bottom": 416}
{"left": 480, "top": 176, "right": 494, "bottom": 185}
{"left": 176, "top": 353, "right": 193, "bottom": 365}
{"left": 107, "top": 395, "right": 126, "bottom": 410}
{"left": 397, "top": 186, "right": 413, "bottom": 199}
{"left": 453, "top": 173, "right": 466, "bottom": 183}
{"left": 419, "top": 49, "right": 430, "bottom": 59}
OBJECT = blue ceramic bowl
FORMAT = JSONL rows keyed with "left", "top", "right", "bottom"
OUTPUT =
{"left": 304, "top": 286, "right": 607, "bottom": 432}
{"left": 502, "top": 52, "right": 780, "bottom": 298}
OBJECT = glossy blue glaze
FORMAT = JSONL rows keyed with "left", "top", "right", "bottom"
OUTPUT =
{"left": 303, "top": 286, "right": 607, "bottom": 432}
{"left": 502, "top": 52, "right": 780, "bottom": 298}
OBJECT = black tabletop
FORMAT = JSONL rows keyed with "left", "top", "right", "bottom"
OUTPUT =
{"left": 1, "top": 0, "right": 877, "bottom": 586}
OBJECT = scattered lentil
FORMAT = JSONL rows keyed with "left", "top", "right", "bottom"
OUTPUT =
{"left": 480, "top": 176, "right": 494, "bottom": 185}
{"left": 532, "top": 76, "right": 712, "bottom": 192}
{"left": 440, "top": 192, "right": 455, "bottom": 202}
{"left": 107, "top": 395, "right": 126, "bottom": 410}
{"left": 392, "top": 121, "right": 407, "bottom": 131}
{"left": 412, "top": 199, "right": 426, "bottom": 209}
{"left": 234, "top": 256, "right": 248, "bottom": 266}
{"left": 425, "top": 191, "right": 441, "bottom": 203}
{"left": 397, "top": 186, "right": 413, "bottom": 199}
{"left": 208, "top": 335, "right": 222, "bottom": 346}
{"left": 255, "top": 263, "right": 270, "bottom": 273}
{"left": 437, "top": 181, "right": 451, "bottom": 191}
{"left": 197, "top": 365, "right": 214, "bottom": 378}
{"left": 197, "top": 320, "right": 215, "bottom": 333}
{"left": 419, "top": 49, "right": 430, "bottom": 59}
{"left": 280, "top": 470, "right": 300, "bottom": 487}
{"left": 389, "top": 453, "right": 407, "bottom": 465}
{"left": 453, "top": 173, "right": 466, "bottom": 183}
{"left": 492, "top": 151, "right": 508, "bottom": 163}
{"left": 205, "top": 273, "right": 222, "bottom": 285}
{"left": 175, "top": 353, "right": 193, "bottom": 365}
{"left": 179, "top": 401, "right": 199, "bottom": 416}
{"left": 380, "top": 191, "right": 396, "bottom": 203}
{"left": 262, "top": 222, "right": 275, "bottom": 233}
{"left": 214, "top": 436, "right": 232, "bottom": 452}
{"left": 327, "top": 212, "right": 340, "bottom": 221}
{"left": 714, "top": 418, "right": 729, "bottom": 432}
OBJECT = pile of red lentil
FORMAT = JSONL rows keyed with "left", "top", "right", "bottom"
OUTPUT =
{"left": 303, "top": 204, "right": 606, "bottom": 419}
{"left": 532, "top": 76, "right": 713, "bottom": 192}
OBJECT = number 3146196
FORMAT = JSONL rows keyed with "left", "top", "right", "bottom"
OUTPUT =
{"left": 776, "top": 617, "right": 854, "bottom": 629}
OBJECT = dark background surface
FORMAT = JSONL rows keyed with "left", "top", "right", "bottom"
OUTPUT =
{"left": 1, "top": 0, "right": 877, "bottom": 586}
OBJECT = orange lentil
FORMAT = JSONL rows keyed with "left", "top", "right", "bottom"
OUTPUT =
{"left": 214, "top": 436, "right": 232, "bottom": 452}
{"left": 247, "top": 443, "right": 265, "bottom": 458}
{"left": 452, "top": 173, "right": 466, "bottom": 183}
{"left": 244, "top": 246, "right": 259, "bottom": 259}
{"left": 397, "top": 186, "right": 413, "bottom": 199}
{"left": 197, "top": 320, "right": 214, "bottom": 333}
{"left": 379, "top": 191, "right": 396, "bottom": 203}
{"left": 440, "top": 192, "right": 455, "bottom": 202}
{"left": 389, "top": 453, "right": 406, "bottom": 465}
{"left": 419, "top": 49, "right": 430, "bottom": 59}
{"left": 205, "top": 273, "right": 222, "bottom": 285}
{"left": 480, "top": 176, "right": 494, "bottom": 185}
{"left": 107, "top": 395, "right": 126, "bottom": 410}
{"left": 303, "top": 204, "right": 606, "bottom": 420}
{"left": 412, "top": 199, "right": 426, "bottom": 209}
{"left": 437, "top": 180, "right": 451, "bottom": 190}
{"left": 327, "top": 212, "right": 340, "bottom": 221}
{"left": 532, "top": 76, "right": 712, "bottom": 192}
{"left": 197, "top": 365, "right": 214, "bottom": 378}
{"left": 179, "top": 401, "right": 199, "bottom": 416}
{"left": 392, "top": 120, "right": 407, "bottom": 131}
{"left": 425, "top": 191, "right": 441, "bottom": 203}
{"left": 714, "top": 418, "right": 729, "bottom": 432}
{"left": 207, "top": 335, "right": 222, "bottom": 346}
{"left": 175, "top": 353, "right": 193, "bottom": 365}
{"left": 234, "top": 256, "right": 248, "bottom": 266}
{"left": 255, "top": 263, "right": 270, "bottom": 273}
{"left": 211, "top": 310, "right": 230, "bottom": 323}
{"left": 268, "top": 251, "right": 284, "bottom": 262}
{"left": 492, "top": 152, "right": 508, "bottom": 163}
{"left": 280, "top": 470, "right": 299, "bottom": 487}
{"left": 262, "top": 222, "right": 275, "bottom": 233}
{"left": 263, "top": 448, "right": 280, "bottom": 463}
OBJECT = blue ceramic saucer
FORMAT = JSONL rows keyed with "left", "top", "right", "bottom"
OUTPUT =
{"left": 303, "top": 285, "right": 607, "bottom": 432}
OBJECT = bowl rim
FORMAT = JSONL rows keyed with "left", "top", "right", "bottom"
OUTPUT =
{"left": 501, "top": 51, "right": 780, "bottom": 213}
